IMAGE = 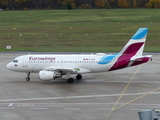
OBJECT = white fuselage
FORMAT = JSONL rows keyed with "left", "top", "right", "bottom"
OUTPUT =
{"left": 7, "top": 53, "right": 116, "bottom": 74}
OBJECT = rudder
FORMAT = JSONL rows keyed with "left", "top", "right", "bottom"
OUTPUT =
{"left": 119, "top": 28, "right": 148, "bottom": 56}
{"left": 109, "top": 28, "right": 151, "bottom": 71}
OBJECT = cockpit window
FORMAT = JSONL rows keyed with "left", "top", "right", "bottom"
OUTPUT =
{"left": 13, "top": 60, "right": 18, "bottom": 63}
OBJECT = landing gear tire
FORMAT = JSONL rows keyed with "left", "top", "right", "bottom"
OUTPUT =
{"left": 68, "top": 78, "right": 74, "bottom": 83}
{"left": 76, "top": 74, "right": 82, "bottom": 80}
{"left": 26, "top": 77, "right": 30, "bottom": 81}
{"left": 26, "top": 72, "right": 31, "bottom": 81}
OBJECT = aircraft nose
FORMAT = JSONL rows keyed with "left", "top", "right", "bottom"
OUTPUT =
{"left": 6, "top": 62, "right": 12, "bottom": 70}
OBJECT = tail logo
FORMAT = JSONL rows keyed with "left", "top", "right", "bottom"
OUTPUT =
{"left": 132, "top": 28, "right": 148, "bottom": 40}
{"left": 108, "top": 28, "right": 151, "bottom": 71}
{"left": 98, "top": 54, "right": 118, "bottom": 65}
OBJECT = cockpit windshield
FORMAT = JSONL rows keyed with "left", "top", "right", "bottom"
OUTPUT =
{"left": 13, "top": 60, "right": 18, "bottom": 63}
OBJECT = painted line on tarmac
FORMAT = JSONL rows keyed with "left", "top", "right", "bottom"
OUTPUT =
{"left": 130, "top": 109, "right": 144, "bottom": 111}
{"left": 64, "top": 108, "right": 81, "bottom": 110}
{"left": 97, "top": 108, "right": 112, "bottom": 110}
{"left": 114, "top": 87, "right": 160, "bottom": 111}
{"left": 106, "top": 65, "right": 143, "bottom": 120}
{"left": 0, "top": 92, "right": 160, "bottom": 102}
{"left": 85, "top": 80, "right": 160, "bottom": 83}
{"left": 0, "top": 108, "right": 15, "bottom": 110}
{"left": 145, "top": 106, "right": 160, "bottom": 108}
{"left": 8, "top": 103, "right": 13, "bottom": 106}
{"left": 31, "top": 108, "right": 48, "bottom": 110}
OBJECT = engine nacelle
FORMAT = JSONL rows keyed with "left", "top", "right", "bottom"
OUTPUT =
{"left": 39, "top": 71, "right": 62, "bottom": 81}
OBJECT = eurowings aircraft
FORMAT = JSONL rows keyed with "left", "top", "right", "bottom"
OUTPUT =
{"left": 6, "top": 28, "right": 152, "bottom": 83}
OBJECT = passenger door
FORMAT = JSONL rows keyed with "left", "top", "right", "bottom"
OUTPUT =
{"left": 22, "top": 57, "right": 28, "bottom": 67}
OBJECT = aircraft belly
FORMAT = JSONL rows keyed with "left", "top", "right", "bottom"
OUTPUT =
{"left": 91, "top": 65, "right": 111, "bottom": 72}
{"left": 77, "top": 64, "right": 111, "bottom": 73}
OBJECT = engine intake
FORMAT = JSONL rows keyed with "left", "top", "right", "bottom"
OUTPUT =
{"left": 39, "top": 71, "right": 62, "bottom": 81}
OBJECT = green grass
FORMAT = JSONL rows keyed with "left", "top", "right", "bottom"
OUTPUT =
{"left": 0, "top": 9, "right": 160, "bottom": 52}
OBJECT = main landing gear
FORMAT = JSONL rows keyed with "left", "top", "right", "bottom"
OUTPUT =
{"left": 68, "top": 78, "right": 74, "bottom": 83}
{"left": 25, "top": 72, "right": 82, "bottom": 83}
{"left": 67, "top": 74, "right": 82, "bottom": 83}
{"left": 76, "top": 74, "right": 82, "bottom": 80}
{"left": 26, "top": 73, "right": 30, "bottom": 81}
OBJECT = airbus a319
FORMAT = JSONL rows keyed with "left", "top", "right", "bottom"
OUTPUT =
{"left": 7, "top": 28, "right": 152, "bottom": 83}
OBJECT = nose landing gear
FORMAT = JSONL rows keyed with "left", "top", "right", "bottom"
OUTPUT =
{"left": 26, "top": 73, "right": 30, "bottom": 81}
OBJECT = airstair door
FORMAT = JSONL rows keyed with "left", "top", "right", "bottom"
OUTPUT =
{"left": 23, "top": 57, "right": 28, "bottom": 67}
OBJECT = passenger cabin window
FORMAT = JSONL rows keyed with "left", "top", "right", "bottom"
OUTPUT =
{"left": 13, "top": 60, "right": 18, "bottom": 63}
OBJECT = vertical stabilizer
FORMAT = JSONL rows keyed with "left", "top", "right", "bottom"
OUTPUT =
{"left": 109, "top": 28, "right": 151, "bottom": 71}
{"left": 119, "top": 28, "right": 148, "bottom": 56}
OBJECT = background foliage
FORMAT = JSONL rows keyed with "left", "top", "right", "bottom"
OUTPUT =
{"left": 0, "top": 0, "right": 160, "bottom": 10}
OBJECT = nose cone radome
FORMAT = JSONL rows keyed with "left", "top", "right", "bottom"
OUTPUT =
{"left": 6, "top": 62, "right": 12, "bottom": 70}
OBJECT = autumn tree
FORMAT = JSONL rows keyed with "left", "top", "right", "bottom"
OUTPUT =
{"left": 146, "top": 0, "right": 160, "bottom": 8}
{"left": 0, "top": 0, "right": 8, "bottom": 8}
{"left": 104, "top": 0, "right": 110, "bottom": 8}
{"left": 118, "top": 0, "right": 129, "bottom": 8}
{"left": 79, "top": 4, "right": 92, "bottom": 9}
{"left": 0, "top": 0, "right": 17, "bottom": 10}
{"left": 94, "top": 0, "right": 110, "bottom": 8}
{"left": 14, "top": 0, "right": 30, "bottom": 9}
{"left": 137, "top": 0, "right": 149, "bottom": 7}
{"left": 0, "top": 0, "right": 159, "bottom": 10}
{"left": 108, "top": 0, "right": 116, "bottom": 8}
{"left": 94, "top": 0, "right": 105, "bottom": 8}
{"left": 132, "top": 0, "right": 137, "bottom": 8}
{"left": 58, "top": 0, "right": 76, "bottom": 9}
{"left": 14, "top": 0, "right": 29, "bottom": 5}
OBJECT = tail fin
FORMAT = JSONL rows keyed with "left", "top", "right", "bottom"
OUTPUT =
{"left": 109, "top": 28, "right": 152, "bottom": 71}
{"left": 119, "top": 28, "right": 148, "bottom": 56}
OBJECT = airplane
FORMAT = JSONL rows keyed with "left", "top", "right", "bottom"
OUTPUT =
{"left": 6, "top": 28, "right": 152, "bottom": 83}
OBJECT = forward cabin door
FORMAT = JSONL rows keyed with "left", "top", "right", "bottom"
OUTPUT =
{"left": 23, "top": 57, "right": 28, "bottom": 67}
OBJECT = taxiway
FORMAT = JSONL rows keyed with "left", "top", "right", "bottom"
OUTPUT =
{"left": 0, "top": 53, "right": 160, "bottom": 120}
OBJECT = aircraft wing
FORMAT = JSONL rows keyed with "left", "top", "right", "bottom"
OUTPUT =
{"left": 43, "top": 66, "right": 91, "bottom": 74}
{"left": 43, "top": 66, "right": 75, "bottom": 72}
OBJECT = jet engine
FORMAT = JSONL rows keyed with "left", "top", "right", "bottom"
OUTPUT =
{"left": 39, "top": 71, "right": 62, "bottom": 81}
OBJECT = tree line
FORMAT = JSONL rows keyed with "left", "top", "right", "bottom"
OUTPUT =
{"left": 0, "top": 0, "right": 159, "bottom": 10}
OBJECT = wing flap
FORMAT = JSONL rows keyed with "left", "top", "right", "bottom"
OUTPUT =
{"left": 43, "top": 66, "right": 91, "bottom": 74}
{"left": 43, "top": 66, "right": 74, "bottom": 72}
